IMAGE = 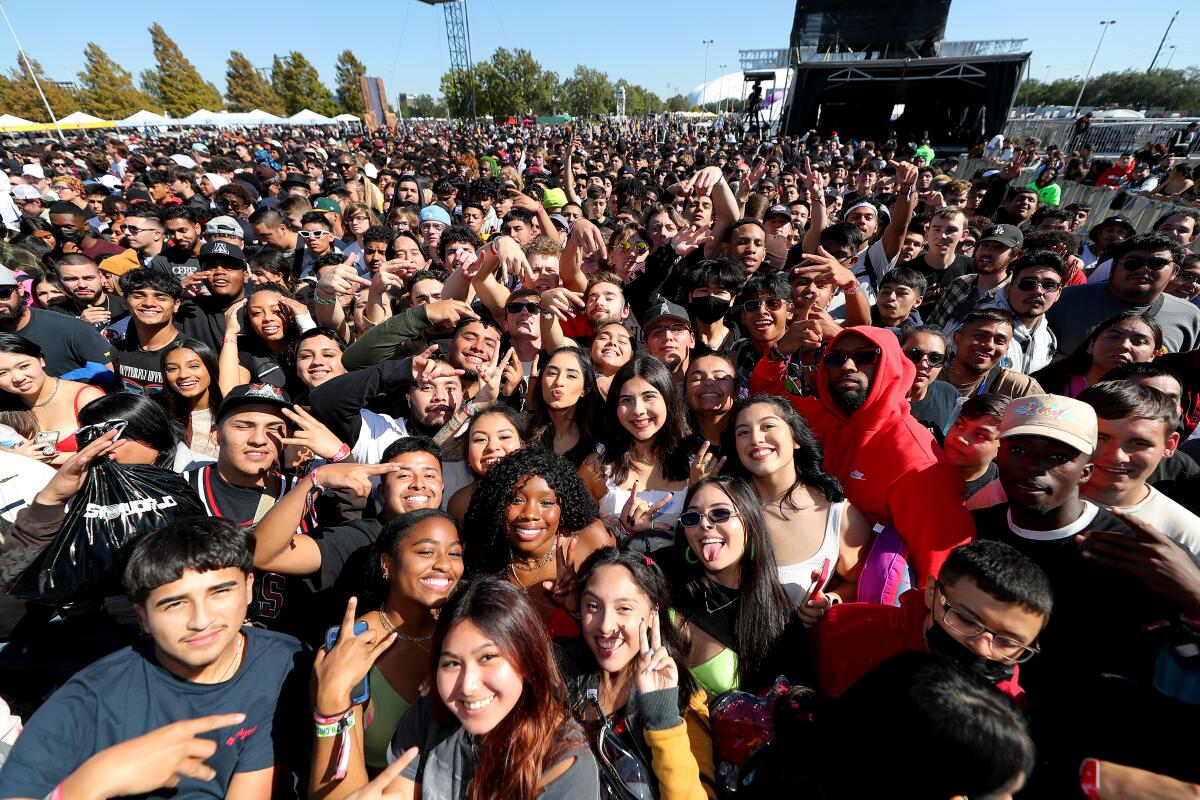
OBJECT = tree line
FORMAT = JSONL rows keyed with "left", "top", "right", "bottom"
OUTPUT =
{"left": 0, "top": 26, "right": 704, "bottom": 125}
{"left": 1018, "top": 67, "right": 1200, "bottom": 114}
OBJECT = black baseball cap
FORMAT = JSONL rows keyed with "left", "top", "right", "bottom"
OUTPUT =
{"left": 198, "top": 240, "right": 247, "bottom": 267}
{"left": 217, "top": 383, "right": 292, "bottom": 422}
{"left": 1089, "top": 215, "right": 1136, "bottom": 242}
{"left": 641, "top": 297, "right": 691, "bottom": 333}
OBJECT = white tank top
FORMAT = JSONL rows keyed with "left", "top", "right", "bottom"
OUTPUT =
{"left": 595, "top": 446, "right": 685, "bottom": 552}
{"left": 776, "top": 500, "right": 847, "bottom": 606}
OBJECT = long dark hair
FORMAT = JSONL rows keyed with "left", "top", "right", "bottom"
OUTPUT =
{"left": 430, "top": 575, "right": 586, "bottom": 800}
{"left": 362, "top": 508, "right": 460, "bottom": 609}
{"left": 524, "top": 346, "right": 603, "bottom": 467}
{"left": 576, "top": 547, "right": 700, "bottom": 712}
{"left": 602, "top": 353, "right": 691, "bottom": 483}
{"left": 724, "top": 394, "right": 844, "bottom": 510}
{"left": 676, "top": 475, "right": 793, "bottom": 686}
{"left": 1031, "top": 311, "right": 1162, "bottom": 394}
{"left": 463, "top": 447, "right": 598, "bottom": 575}
{"left": 157, "top": 338, "right": 223, "bottom": 430}
{"left": 465, "top": 403, "right": 525, "bottom": 477}
{"left": 78, "top": 392, "right": 184, "bottom": 470}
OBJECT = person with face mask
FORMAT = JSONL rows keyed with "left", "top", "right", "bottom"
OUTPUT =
{"left": 47, "top": 201, "right": 124, "bottom": 261}
{"left": 813, "top": 539, "right": 1051, "bottom": 701}
{"left": 683, "top": 257, "right": 744, "bottom": 359}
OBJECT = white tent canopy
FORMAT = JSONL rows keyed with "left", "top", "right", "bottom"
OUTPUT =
{"left": 181, "top": 109, "right": 219, "bottom": 124}
{"left": 287, "top": 108, "right": 334, "bottom": 125}
{"left": 58, "top": 111, "right": 105, "bottom": 125}
{"left": 0, "top": 114, "right": 34, "bottom": 126}
{"left": 116, "top": 109, "right": 172, "bottom": 127}
{"left": 333, "top": 113, "right": 360, "bottom": 122}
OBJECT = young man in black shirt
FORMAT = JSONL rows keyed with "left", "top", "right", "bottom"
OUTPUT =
{"left": 0, "top": 518, "right": 308, "bottom": 800}
{"left": 894, "top": 206, "right": 972, "bottom": 308}
{"left": 175, "top": 241, "right": 250, "bottom": 354}
{"left": 973, "top": 393, "right": 1200, "bottom": 792}
{"left": 109, "top": 268, "right": 182, "bottom": 395}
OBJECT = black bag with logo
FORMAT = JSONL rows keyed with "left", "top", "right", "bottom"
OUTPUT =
{"left": 12, "top": 457, "right": 204, "bottom": 607}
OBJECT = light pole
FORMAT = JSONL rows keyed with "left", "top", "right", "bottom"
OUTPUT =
{"left": 1072, "top": 20, "right": 1116, "bottom": 116}
{"left": 1165, "top": 45, "right": 1177, "bottom": 70}
{"left": 717, "top": 64, "right": 726, "bottom": 113}
{"left": 702, "top": 39, "right": 714, "bottom": 111}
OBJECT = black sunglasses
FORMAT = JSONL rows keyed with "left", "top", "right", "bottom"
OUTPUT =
{"left": 505, "top": 301, "right": 541, "bottom": 316}
{"left": 1015, "top": 277, "right": 1062, "bottom": 293}
{"left": 680, "top": 507, "right": 738, "bottom": 528}
{"left": 1120, "top": 256, "right": 1173, "bottom": 273}
{"left": 903, "top": 346, "right": 947, "bottom": 367}
{"left": 0, "top": 286, "right": 17, "bottom": 299}
{"left": 823, "top": 347, "right": 881, "bottom": 368}
{"left": 741, "top": 297, "right": 788, "bottom": 313}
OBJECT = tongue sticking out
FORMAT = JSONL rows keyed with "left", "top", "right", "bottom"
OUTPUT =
{"left": 702, "top": 542, "right": 724, "bottom": 562}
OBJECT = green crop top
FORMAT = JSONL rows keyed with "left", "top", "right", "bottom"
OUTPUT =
{"left": 364, "top": 666, "right": 413, "bottom": 769}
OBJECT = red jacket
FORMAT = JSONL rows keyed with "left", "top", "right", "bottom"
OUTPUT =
{"left": 749, "top": 326, "right": 973, "bottom": 583}
{"left": 813, "top": 590, "right": 1024, "bottom": 701}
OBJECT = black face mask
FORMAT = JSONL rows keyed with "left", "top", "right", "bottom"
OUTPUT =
{"left": 925, "top": 619, "right": 1016, "bottom": 684}
{"left": 688, "top": 295, "right": 731, "bottom": 325}
{"left": 53, "top": 226, "right": 84, "bottom": 245}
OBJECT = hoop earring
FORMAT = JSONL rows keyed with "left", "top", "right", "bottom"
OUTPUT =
{"left": 684, "top": 547, "right": 699, "bottom": 565}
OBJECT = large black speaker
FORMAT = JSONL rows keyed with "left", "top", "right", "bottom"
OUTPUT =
{"left": 789, "top": 0, "right": 952, "bottom": 59}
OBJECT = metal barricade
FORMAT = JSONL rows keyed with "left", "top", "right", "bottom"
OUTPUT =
{"left": 1002, "top": 118, "right": 1200, "bottom": 158}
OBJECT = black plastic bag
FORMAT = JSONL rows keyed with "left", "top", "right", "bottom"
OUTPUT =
{"left": 12, "top": 459, "right": 204, "bottom": 606}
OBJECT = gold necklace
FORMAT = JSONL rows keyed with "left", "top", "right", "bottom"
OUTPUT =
{"left": 377, "top": 607, "right": 432, "bottom": 650}
{"left": 216, "top": 631, "right": 244, "bottom": 682}
{"left": 33, "top": 378, "right": 61, "bottom": 408}
{"left": 509, "top": 540, "right": 557, "bottom": 589}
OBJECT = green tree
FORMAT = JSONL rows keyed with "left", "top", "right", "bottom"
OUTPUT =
{"left": 665, "top": 93, "right": 691, "bottom": 113}
{"left": 334, "top": 50, "right": 367, "bottom": 116}
{"left": 406, "top": 93, "right": 443, "bottom": 118}
{"left": 560, "top": 65, "right": 613, "bottom": 117}
{"left": 3, "top": 57, "right": 79, "bottom": 122}
{"left": 474, "top": 48, "right": 556, "bottom": 116}
{"left": 272, "top": 52, "right": 338, "bottom": 116}
{"left": 147, "top": 23, "right": 222, "bottom": 115}
{"left": 439, "top": 67, "right": 484, "bottom": 119}
{"left": 77, "top": 43, "right": 160, "bottom": 118}
{"left": 225, "top": 51, "right": 284, "bottom": 114}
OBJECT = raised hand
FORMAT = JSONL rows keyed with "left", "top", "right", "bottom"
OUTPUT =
{"left": 539, "top": 286, "right": 584, "bottom": 321}
{"left": 1077, "top": 507, "right": 1200, "bottom": 614}
{"left": 690, "top": 166, "right": 723, "bottom": 197}
{"left": 422, "top": 299, "right": 478, "bottom": 328}
{"left": 570, "top": 218, "right": 607, "bottom": 262}
{"left": 498, "top": 348, "right": 523, "bottom": 398}
{"left": 314, "top": 597, "right": 397, "bottom": 715}
{"left": 998, "top": 151, "right": 1028, "bottom": 182}
{"left": 688, "top": 440, "right": 726, "bottom": 486}
{"left": 279, "top": 405, "right": 347, "bottom": 460}
{"left": 634, "top": 610, "right": 678, "bottom": 695}
{"left": 472, "top": 346, "right": 507, "bottom": 405}
{"left": 302, "top": 462, "right": 404, "bottom": 497}
{"left": 319, "top": 264, "right": 371, "bottom": 298}
{"left": 34, "top": 428, "right": 125, "bottom": 505}
{"left": 673, "top": 225, "right": 715, "bottom": 258}
{"left": 278, "top": 296, "right": 312, "bottom": 322}
{"left": 412, "top": 344, "right": 466, "bottom": 384}
{"left": 541, "top": 534, "right": 580, "bottom": 614}
{"left": 342, "top": 746, "right": 420, "bottom": 799}
{"left": 222, "top": 298, "right": 247, "bottom": 336}
{"left": 888, "top": 159, "right": 919, "bottom": 188}
{"left": 620, "top": 479, "right": 675, "bottom": 533}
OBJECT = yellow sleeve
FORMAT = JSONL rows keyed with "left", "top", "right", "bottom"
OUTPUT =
{"left": 642, "top": 691, "right": 717, "bottom": 800}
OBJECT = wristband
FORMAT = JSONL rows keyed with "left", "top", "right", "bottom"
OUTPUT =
{"left": 313, "top": 291, "right": 337, "bottom": 306}
{"left": 223, "top": 336, "right": 237, "bottom": 344}
{"left": 314, "top": 706, "right": 353, "bottom": 725}
{"left": 327, "top": 443, "right": 352, "bottom": 463}
{"left": 309, "top": 467, "right": 329, "bottom": 494}
{"left": 766, "top": 343, "right": 790, "bottom": 364}
{"left": 1079, "top": 758, "right": 1100, "bottom": 800}
{"left": 841, "top": 281, "right": 859, "bottom": 296}
{"left": 315, "top": 708, "right": 356, "bottom": 738}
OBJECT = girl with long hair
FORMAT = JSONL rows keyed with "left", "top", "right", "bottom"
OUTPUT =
{"left": 388, "top": 575, "right": 600, "bottom": 799}
{"left": 567, "top": 547, "right": 717, "bottom": 798}
{"left": 0, "top": 333, "right": 104, "bottom": 465}
{"left": 447, "top": 404, "right": 524, "bottom": 524}
{"left": 685, "top": 353, "right": 738, "bottom": 448}
{"left": 464, "top": 447, "right": 611, "bottom": 631}
{"left": 525, "top": 346, "right": 602, "bottom": 467}
{"left": 725, "top": 395, "right": 872, "bottom": 616}
{"left": 291, "top": 327, "right": 349, "bottom": 395}
{"left": 310, "top": 509, "right": 464, "bottom": 794}
{"left": 30, "top": 275, "right": 67, "bottom": 309}
{"left": 588, "top": 320, "right": 634, "bottom": 400}
{"left": 219, "top": 283, "right": 315, "bottom": 396}
{"left": 580, "top": 354, "right": 691, "bottom": 552}
{"left": 671, "top": 475, "right": 813, "bottom": 695}
{"left": 1031, "top": 311, "right": 1162, "bottom": 397}
{"left": 157, "top": 338, "right": 222, "bottom": 459}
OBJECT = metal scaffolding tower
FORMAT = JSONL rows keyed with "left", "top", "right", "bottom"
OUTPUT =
{"left": 418, "top": 0, "right": 476, "bottom": 119}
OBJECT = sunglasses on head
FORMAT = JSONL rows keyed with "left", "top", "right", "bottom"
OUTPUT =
{"left": 823, "top": 347, "right": 881, "bottom": 368}
{"left": 742, "top": 297, "right": 788, "bottom": 313}
{"left": 505, "top": 301, "right": 541, "bottom": 315}
{"left": 680, "top": 507, "right": 739, "bottom": 528}
{"left": 298, "top": 230, "right": 331, "bottom": 239}
{"left": 903, "top": 346, "right": 947, "bottom": 367}
{"left": 1015, "top": 277, "right": 1062, "bottom": 293}
{"left": 1120, "top": 256, "right": 1173, "bottom": 273}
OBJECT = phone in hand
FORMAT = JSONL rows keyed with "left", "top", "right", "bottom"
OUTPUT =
{"left": 34, "top": 430, "right": 59, "bottom": 450}
{"left": 325, "top": 621, "right": 371, "bottom": 706}
{"left": 805, "top": 557, "right": 832, "bottom": 604}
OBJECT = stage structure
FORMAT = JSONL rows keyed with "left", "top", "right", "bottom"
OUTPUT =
{"left": 359, "top": 76, "right": 396, "bottom": 130}
{"left": 775, "top": 0, "right": 1030, "bottom": 147}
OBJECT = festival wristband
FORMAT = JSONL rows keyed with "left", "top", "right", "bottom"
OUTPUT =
{"left": 315, "top": 709, "right": 356, "bottom": 739}
{"left": 313, "top": 706, "right": 353, "bottom": 725}
{"left": 223, "top": 336, "right": 237, "bottom": 344}
{"left": 327, "top": 443, "right": 352, "bottom": 463}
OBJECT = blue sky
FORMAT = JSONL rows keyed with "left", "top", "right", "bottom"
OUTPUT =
{"left": 0, "top": 0, "right": 1194, "bottom": 104}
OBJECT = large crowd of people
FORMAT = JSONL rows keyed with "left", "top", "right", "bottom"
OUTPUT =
{"left": 0, "top": 117, "right": 1196, "bottom": 799}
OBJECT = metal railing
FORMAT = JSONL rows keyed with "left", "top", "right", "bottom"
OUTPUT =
{"left": 1003, "top": 118, "right": 1200, "bottom": 158}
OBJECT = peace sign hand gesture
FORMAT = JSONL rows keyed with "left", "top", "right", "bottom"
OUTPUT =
{"left": 620, "top": 479, "right": 675, "bottom": 533}
{"left": 688, "top": 440, "right": 725, "bottom": 486}
{"left": 280, "top": 404, "right": 345, "bottom": 460}
{"left": 634, "top": 610, "right": 678, "bottom": 695}
{"left": 314, "top": 597, "right": 397, "bottom": 715}
{"left": 541, "top": 535, "right": 580, "bottom": 615}
{"left": 1077, "top": 507, "right": 1200, "bottom": 614}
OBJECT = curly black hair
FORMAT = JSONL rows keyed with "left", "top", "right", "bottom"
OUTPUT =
{"left": 463, "top": 446, "right": 598, "bottom": 575}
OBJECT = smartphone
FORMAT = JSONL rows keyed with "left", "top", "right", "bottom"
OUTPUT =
{"left": 805, "top": 557, "right": 832, "bottom": 604}
{"left": 34, "top": 431, "right": 59, "bottom": 450}
{"left": 325, "top": 621, "right": 371, "bottom": 706}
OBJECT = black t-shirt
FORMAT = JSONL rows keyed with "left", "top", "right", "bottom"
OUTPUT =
{"left": 0, "top": 627, "right": 310, "bottom": 799}
{"left": 896, "top": 253, "right": 973, "bottom": 307}
{"left": 110, "top": 326, "right": 180, "bottom": 395}
{"left": 1150, "top": 450, "right": 1200, "bottom": 515}
{"left": 49, "top": 293, "right": 129, "bottom": 330}
{"left": 964, "top": 461, "right": 998, "bottom": 499}
{"left": 908, "top": 381, "right": 960, "bottom": 442}
{"left": 149, "top": 251, "right": 202, "bottom": 280}
{"left": 176, "top": 294, "right": 238, "bottom": 355}
{"left": 15, "top": 307, "right": 112, "bottom": 377}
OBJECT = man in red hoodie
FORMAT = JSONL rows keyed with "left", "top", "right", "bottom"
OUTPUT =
{"left": 750, "top": 325, "right": 974, "bottom": 584}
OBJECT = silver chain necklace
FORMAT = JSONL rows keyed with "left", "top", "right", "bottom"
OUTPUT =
{"left": 377, "top": 607, "right": 432, "bottom": 649}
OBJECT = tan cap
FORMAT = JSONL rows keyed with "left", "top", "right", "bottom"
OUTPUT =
{"left": 999, "top": 394, "right": 1098, "bottom": 455}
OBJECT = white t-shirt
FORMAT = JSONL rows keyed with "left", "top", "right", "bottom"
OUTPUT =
{"left": 1090, "top": 485, "right": 1200, "bottom": 567}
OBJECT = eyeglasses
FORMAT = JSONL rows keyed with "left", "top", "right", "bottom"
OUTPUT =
{"left": 741, "top": 297, "right": 788, "bottom": 313}
{"left": 823, "top": 347, "right": 881, "bottom": 368}
{"left": 123, "top": 225, "right": 153, "bottom": 236}
{"left": 505, "top": 301, "right": 541, "bottom": 316}
{"left": 1015, "top": 277, "right": 1062, "bottom": 293}
{"left": 349, "top": 215, "right": 370, "bottom": 224}
{"left": 616, "top": 240, "right": 649, "bottom": 255}
{"left": 680, "top": 507, "right": 740, "bottom": 528}
{"left": 298, "top": 230, "right": 332, "bottom": 239}
{"left": 1119, "top": 256, "right": 1173, "bottom": 273}
{"left": 936, "top": 583, "right": 1039, "bottom": 664}
{"left": 902, "top": 347, "right": 947, "bottom": 367}
{"left": 0, "top": 286, "right": 17, "bottom": 299}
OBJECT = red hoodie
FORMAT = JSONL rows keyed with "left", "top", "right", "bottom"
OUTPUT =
{"left": 749, "top": 326, "right": 974, "bottom": 583}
